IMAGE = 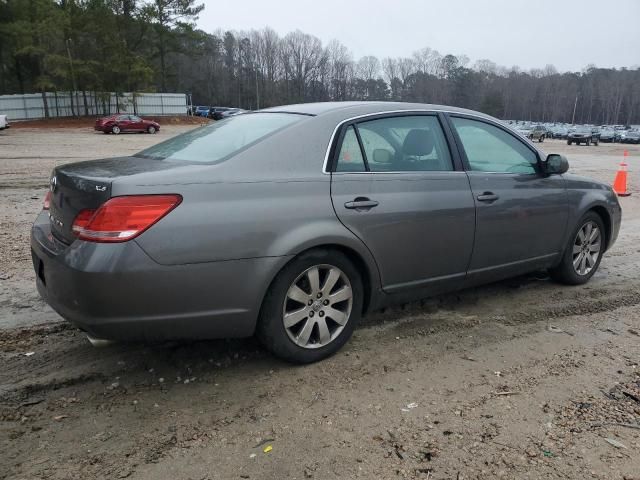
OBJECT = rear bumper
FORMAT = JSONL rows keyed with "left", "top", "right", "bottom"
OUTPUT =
{"left": 30, "top": 212, "right": 290, "bottom": 341}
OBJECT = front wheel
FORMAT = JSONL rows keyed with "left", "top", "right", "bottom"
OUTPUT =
{"left": 567, "top": 140, "right": 572, "bottom": 145}
{"left": 549, "top": 212, "right": 605, "bottom": 285}
{"left": 147, "top": 125, "right": 156, "bottom": 134}
{"left": 257, "top": 249, "right": 363, "bottom": 363}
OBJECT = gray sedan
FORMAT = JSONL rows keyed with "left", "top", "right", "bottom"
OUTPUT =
{"left": 31, "top": 102, "right": 622, "bottom": 363}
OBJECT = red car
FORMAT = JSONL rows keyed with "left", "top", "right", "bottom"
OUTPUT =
{"left": 94, "top": 114, "right": 160, "bottom": 134}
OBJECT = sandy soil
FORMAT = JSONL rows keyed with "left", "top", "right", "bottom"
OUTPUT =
{"left": 1, "top": 127, "right": 639, "bottom": 480}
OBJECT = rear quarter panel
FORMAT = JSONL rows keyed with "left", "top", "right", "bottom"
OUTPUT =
{"left": 121, "top": 112, "right": 383, "bottom": 295}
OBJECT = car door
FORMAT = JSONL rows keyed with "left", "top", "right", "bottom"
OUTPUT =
{"left": 330, "top": 113, "right": 476, "bottom": 296}
{"left": 447, "top": 115, "right": 569, "bottom": 283}
{"left": 128, "top": 115, "right": 144, "bottom": 131}
{"left": 115, "top": 114, "right": 132, "bottom": 131}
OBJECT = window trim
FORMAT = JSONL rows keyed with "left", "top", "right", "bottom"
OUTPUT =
{"left": 444, "top": 113, "right": 542, "bottom": 175}
{"left": 326, "top": 111, "right": 459, "bottom": 174}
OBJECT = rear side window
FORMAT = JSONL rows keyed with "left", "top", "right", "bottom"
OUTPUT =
{"left": 336, "top": 126, "right": 366, "bottom": 172}
{"left": 136, "top": 113, "right": 303, "bottom": 163}
{"left": 451, "top": 117, "right": 538, "bottom": 174}
{"left": 358, "top": 116, "right": 452, "bottom": 172}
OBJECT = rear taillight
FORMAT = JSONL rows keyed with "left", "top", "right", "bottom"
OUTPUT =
{"left": 72, "top": 194, "right": 182, "bottom": 242}
{"left": 72, "top": 208, "right": 96, "bottom": 235}
{"left": 43, "top": 191, "right": 51, "bottom": 210}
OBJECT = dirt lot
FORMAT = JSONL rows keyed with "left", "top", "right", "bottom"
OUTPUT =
{"left": 1, "top": 124, "right": 639, "bottom": 480}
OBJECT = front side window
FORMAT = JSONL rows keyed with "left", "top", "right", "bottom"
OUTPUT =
{"left": 451, "top": 117, "right": 538, "bottom": 174}
{"left": 136, "top": 113, "right": 303, "bottom": 163}
{"left": 354, "top": 115, "right": 453, "bottom": 172}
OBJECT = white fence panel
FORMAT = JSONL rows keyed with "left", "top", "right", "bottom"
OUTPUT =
{"left": 0, "top": 92, "right": 187, "bottom": 120}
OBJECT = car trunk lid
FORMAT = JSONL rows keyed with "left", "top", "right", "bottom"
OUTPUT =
{"left": 48, "top": 156, "right": 186, "bottom": 244}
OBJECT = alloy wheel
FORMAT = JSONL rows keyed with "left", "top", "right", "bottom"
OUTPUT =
{"left": 572, "top": 221, "right": 602, "bottom": 276}
{"left": 282, "top": 264, "right": 353, "bottom": 349}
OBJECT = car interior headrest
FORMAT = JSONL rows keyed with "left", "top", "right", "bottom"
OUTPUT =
{"left": 402, "top": 129, "right": 434, "bottom": 156}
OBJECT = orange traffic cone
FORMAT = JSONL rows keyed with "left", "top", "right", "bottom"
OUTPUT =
{"left": 613, "top": 151, "right": 630, "bottom": 196}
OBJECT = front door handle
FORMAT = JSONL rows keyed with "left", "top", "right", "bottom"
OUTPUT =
{"left": 344, "top": 197, "right": 379, "bottom": 210}
{"left": 476, "top": 192, "right": 499, "bottom": 202}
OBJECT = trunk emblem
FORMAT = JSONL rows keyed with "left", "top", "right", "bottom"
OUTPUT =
{"left": 48, "top": 212, "right": 63, "bottom": 228}
{"left": 49, "top": 176, "right": 57, "bottom": 192}
{"left": 95, "top": 185, "right": 107, "bottom": 192}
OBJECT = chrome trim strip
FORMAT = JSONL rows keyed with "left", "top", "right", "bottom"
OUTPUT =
{"left": 331, "top": 171, "right": 468, "bottom": 175}
{"left": 321, "top": 109, "right": 522, "bottom": 174}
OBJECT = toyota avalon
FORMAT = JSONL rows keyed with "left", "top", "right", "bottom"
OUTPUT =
{"left": 32, "top": 102, "right": 622, "bottom": 363}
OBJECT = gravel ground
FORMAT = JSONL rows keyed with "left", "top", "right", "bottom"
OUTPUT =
{"left": 1, "top": 125, "right": 639, "bottom": 480}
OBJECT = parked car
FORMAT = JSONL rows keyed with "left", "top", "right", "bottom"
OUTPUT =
{"left": 207, "top": 106, "right": 231, "bottom": 119}
{"left": 528, "top": 125, "right": 547, "bottom": 142}
{"left": 620, "top": 129, "right": 640, "bottom": 144}
{"left": 515, "top": 125, "right": 533, "bottom": 138}
{"left": 614, "top": 128, "right": 627, "bottom": 142}
{"left": 0, "top": 114, "right": 9, "bottom": 130}
{"left": 32, "top": 102, "right": 621, "bottom": 363}
{"left": 94, "top": 114, "right": 160, "bottom": 135}
{"left": 567, "top": 126, "right": 599, "bottom": 145}
{"left": 194, "top": 106, "right": 210, "bottom": 117}
{"left": 553, "top": 127, "right": 569, "bottom": 139}
{"left": 599, "top": 129, "right": 616, "bottom": 143}
{"left": 212, "top": 108, "right": 247, "bottom": 120}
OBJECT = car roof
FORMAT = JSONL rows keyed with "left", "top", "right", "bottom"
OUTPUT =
{"left": 259, "top": 101, "right": 496, "bottom": 122}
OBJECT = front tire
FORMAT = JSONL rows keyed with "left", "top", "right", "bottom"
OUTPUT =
{"left": 549, "top": 212, "right": 605, "bottom": 285}
{"left": 147, "top": 125, "right": 156, "bottom": 134}
{"left": 257, "top": 249, "right": 363, "bottom": 363}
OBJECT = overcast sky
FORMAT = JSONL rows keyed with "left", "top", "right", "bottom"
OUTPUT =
{"left": 197, "top": 0, "right": 640, "bottom": 72}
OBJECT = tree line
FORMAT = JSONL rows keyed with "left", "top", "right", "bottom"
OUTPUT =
{"left": 1, "top": 0, "right": 639, "bottom": 124}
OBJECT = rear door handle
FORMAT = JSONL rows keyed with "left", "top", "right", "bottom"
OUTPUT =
{"left": 476, "top": 192, "right": 499, "bottom": 202}
{"left": 344, "top": 197, "right": 379, "bottom": 210}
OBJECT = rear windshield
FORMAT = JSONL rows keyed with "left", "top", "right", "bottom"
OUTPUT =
{"left": 136, "top": 113, "right": 303, "bottom": 163}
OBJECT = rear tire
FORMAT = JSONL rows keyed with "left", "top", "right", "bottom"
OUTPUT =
{"left": 111, "top": 125, "right": 120, "bottom": 135}
{"left": 549, "top": 212, "right": 605, "bottom": 285}
{"left": 256, "top": 249, "right": 363, "bottom": 364}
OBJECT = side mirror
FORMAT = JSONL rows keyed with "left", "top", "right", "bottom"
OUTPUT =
{"left": 544, "top": 154, "right": 569, "bottom": 175}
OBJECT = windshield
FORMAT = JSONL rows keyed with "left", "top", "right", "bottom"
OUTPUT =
{"left": 576, "top": 127, "right": 592, "bottom": 133}
{"left": 136, "top": 113, "right": 304, "bottom": 163}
